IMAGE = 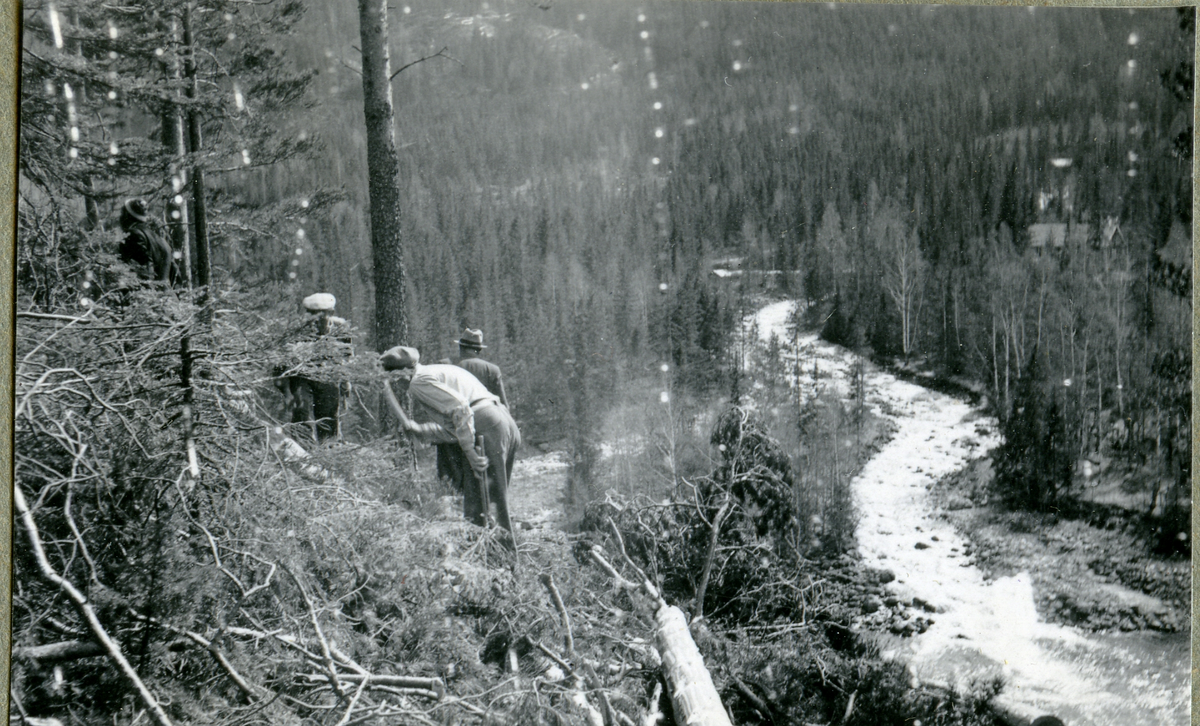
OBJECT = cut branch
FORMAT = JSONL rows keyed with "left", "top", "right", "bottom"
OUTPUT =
{"left": 13, "top": 640, "right": 105, "bottom": 664}
{"left": 694, "top": 496, "right": 732, "bottom": 621}
{"left": 539, "top": 573, "right": 575, "bottom": 656}
{"left": 282, "top": 565, "right": 347, "bottom": 700}
{"left": 14, "top": 485, "right": 176, "bottom": 726}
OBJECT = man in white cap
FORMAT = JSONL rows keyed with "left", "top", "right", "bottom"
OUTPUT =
{"left": 276, "top": 293, "right": 352, "bottom": 442}
{"left": 380, "top": 346, "right": 520, "bottom": 546}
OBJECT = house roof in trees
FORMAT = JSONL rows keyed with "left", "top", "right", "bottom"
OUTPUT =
{"left": 1029, "top": 222, "right": 1095, "bottom": 248}
{"left": 1029, "top": 223, "right": 1067, "bottom": 248}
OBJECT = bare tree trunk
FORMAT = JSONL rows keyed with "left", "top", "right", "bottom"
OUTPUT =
{"left": 166, "top": 15, "right": 192, "bottom": 287}
{"left": 357, "top": 0, "right": 408, "bottom": 349}
{"left": 183, "top": 3, "right": 211, "bottom": 306}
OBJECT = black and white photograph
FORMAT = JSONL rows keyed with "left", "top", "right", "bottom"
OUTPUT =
{"left": 10, "top": 1, "right": 1193, "bottom": 725}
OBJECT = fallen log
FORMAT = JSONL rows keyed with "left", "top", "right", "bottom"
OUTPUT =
{"left": 589, "top": 547, "right": 733, "bottom": 726}
{"left": 655, "top": 606, "right": 733, "bottom": 726}
{"left": 298, "top": 673, "right": 444, "bottom": 701}
{"left": 13, "top": 640, "right": 105, "bottom": 664}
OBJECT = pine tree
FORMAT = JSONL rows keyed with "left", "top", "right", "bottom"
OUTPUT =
{"left": 19, "top": 0, "right": 318, "bottom": 298}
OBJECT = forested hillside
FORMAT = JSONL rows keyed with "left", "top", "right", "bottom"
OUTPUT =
{"left": 12, "top": 1, "right": 1192, "bottom": 724}
{"left": 19, "top": 1, "right": 1191, "bottom": 486}
{"left": 271, "top": 1, "right": 1193, "bottom": 522}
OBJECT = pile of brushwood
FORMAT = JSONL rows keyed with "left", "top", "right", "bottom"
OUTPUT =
{"left": 14, "top": 284, "right": 1001, "bottom": 725}
{"left": 12, "top": 285, "right": 686, "bottom": 726}
{"left": 580, "top": 408, "right": 1004, "bottom": 726}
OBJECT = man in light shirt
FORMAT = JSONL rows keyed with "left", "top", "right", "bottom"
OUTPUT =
{"left": 380, "top": 346, "right": 520, "bottom": 545}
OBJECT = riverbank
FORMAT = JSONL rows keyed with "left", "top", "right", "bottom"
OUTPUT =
{"left": 929, "top": 458, "right": 1189, "bottom": 634}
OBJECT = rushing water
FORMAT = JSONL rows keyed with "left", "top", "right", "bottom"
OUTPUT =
{"left": 752, "top": 301, "right": 1189, "bottom": 726}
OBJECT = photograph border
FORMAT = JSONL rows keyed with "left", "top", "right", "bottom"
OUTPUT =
{"left": 0, "top": 0, "right": 1194, "bottom": 722}
{"left": 4, "top": 1, "right": 19, "bottom": 722}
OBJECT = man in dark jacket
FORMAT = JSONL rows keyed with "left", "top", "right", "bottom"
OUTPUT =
{"left": 118, "top": 199, "right": 176, "bottom": 284}
{"left": 455, "top": 329, "right": 507, "bottom": 406}
{"left": 436, "top": 329, "right": 508, "bottom": 488}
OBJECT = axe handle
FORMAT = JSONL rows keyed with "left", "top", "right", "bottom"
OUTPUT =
{"left": 475, "top": 434, "right": 490, "bottom": 522}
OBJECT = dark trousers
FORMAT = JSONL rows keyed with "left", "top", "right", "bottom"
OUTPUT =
{"left": 436, "top": 443, "right": 469, "bottom": 493}
{"left": 462, "top": 403, "right": 520, "bottom": 535}
{"left": 290, "top": 378, "right": 340, "bottom": 443}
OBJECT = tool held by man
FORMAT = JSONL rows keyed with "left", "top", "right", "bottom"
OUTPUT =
{"left": 474, "top": 434, "right": 492, "bottom": 527}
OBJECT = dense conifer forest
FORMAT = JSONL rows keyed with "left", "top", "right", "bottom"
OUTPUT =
{"left": 12, "top": 1, "right": 1191, "bottom": 724}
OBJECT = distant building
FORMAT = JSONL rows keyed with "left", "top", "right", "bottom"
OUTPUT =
{"left": 1028, "top": 222, "right": 1067, "bottom": 250}
{"left": 1028, "top": 221, "right": 1095, "bottom": 252}
{"left": 1098, "top": 216, "right": 1124, "bottom": 248}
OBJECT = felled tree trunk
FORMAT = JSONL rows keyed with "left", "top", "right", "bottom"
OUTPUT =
{"left": 589, "top": 547, "right": 733, "bottom": 726}
{"left": 655, "top": 606, "right": 734, "bottom": 726}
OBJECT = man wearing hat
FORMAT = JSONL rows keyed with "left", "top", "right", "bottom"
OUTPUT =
{"left": 380, "top": 346, "right": 520, "bottom": 545}
{"left": 455, "top": 328, "right": 508, "bottom": 406}
{"left": 277, "top": 293, "right": 352, "bottom": 443}
{"left": 118, "top": 198, "right": 176, "bottom": 284}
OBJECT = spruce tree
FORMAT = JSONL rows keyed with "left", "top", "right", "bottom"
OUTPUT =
{"left": 991, "top": 352, "right": 1076, "bottom": 511}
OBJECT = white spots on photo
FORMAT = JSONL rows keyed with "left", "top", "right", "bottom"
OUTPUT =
{"left": 48, "top": 4, "right": 63, "bottom": 48}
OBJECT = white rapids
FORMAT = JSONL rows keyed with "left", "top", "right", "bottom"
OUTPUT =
{"left": 752, "top": 300, "right": 1189, "bottom": 726}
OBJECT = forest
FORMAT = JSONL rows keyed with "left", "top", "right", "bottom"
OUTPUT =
{"left": 11, "top": 1, "right": 1192, "bottom": 725}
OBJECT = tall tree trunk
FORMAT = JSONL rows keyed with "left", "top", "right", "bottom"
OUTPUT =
{"left": 183, "top": 4, "right": 211, "bottom": 304}
{"left": 358, "top": 0, "right": 408, "bottom": 349}
{"left": 69, "top": 12, "right": 103, "bottom": 233}
{"left": 166, "top": 15, "right": 192, "bottom": 288}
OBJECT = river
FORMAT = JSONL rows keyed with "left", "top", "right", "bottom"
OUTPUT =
{"left": 752, "top": 300, "right": 1189, "bottom": 726}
